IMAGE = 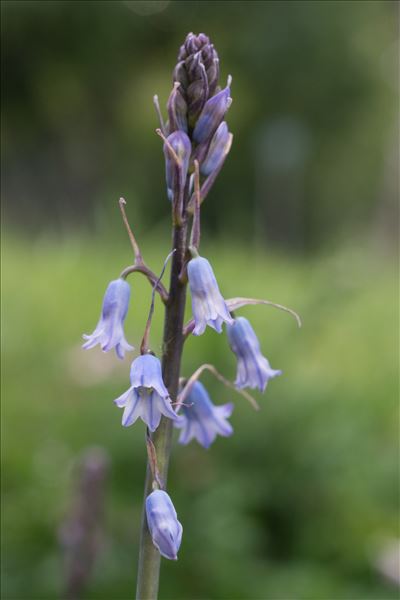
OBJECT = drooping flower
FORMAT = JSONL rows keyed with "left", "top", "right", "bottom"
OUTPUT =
{"left": 200, "top": 121, "right": 233, "bottom": 177}
{"left": 174, "top": 381, "right": 233, "bottom": 448}
{"left": 226, "top": 316, "right": 282, "bottom": 391}
{"left": 164, "top": 130, "right": 191, "bottom": 202}
{"left": 82, "top": 278, "right": 133, "bottom": 360}
{"left": 146, "top": 490, "right": 183, "bottom": 560}
{"left": 187, "top": 255, "right": 234, "bottom": 336}
{"left": 192, "top": 79, "right": 232, "bottom": 146}
{"left": 113, "top": 354, "right": 180, "bottom": 432}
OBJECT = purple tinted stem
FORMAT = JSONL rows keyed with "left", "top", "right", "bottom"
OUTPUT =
{"left": 135, "top": 219, "right": 188, "bottom": 599}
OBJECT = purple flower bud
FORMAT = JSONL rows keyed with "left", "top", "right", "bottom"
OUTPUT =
{"left": 174, "top": 33, "right": 220, "bottom": 124}
{"left": 167, "top": 83, "right": 188, "bottom": 133}
{"left": 200, "top": 121, "right": 233, "bottom": 177}
{"left": 82, "top": 279, "right": 134, "bottom": 360}
{"left": 146, "top": 490, "right": 183, "bottom": 560}
{"left": 164, "top": 131, "right": 191, "bottom": 202}
{"left": 114, "top": 354, "right": 180, "bottom": 431}
{"left": 226, "top": 317, "right": 282, "bottom": 391}
{"left": 187, "top": 256, "right": 234, "bottom": 336}
{"left": 174, "top": 381, "right": 233, "bottom": 448}
{"left": 192, "top": 79, "right": 232, "bottom": 146}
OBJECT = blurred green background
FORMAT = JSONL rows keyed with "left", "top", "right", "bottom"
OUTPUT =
{"left": 2, "top": 1, "right": 399, "bottom": 599}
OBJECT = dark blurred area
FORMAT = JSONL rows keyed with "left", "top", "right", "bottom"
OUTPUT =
{"left": 2, "top": 0, "right": 397, "bottom": 249}
{"left": 2, "top": 2, "right": 399, "bottom": 600}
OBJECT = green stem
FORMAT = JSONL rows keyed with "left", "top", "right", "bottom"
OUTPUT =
{"left": 135, "top": 221, "right": 188, "bottom": 600}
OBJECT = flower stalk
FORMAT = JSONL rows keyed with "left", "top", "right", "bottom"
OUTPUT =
{"left": 136, "top": 219, "right": 188, "bottom": 599}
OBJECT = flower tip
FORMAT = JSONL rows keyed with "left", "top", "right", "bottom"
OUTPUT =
{"left": 227, "top": 74, "right": 232, "bottom": 87}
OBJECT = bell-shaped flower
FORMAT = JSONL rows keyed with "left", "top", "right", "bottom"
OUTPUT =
{"left": 227, "top": 316, "right": 282, "bottom": 391}
{"left": 187, "top": 256, "right": 234, "bottom": 336}
{"left": 82, "top": 278, "right": 133, "bottom": 360}
{"left": 164, "top": 130, "right": 191, "bottom": 202}
{"left": 113, "top": 354, "right": 180, "bottom": 432}
{"left": 174, "top": 381, "right": 233, "bottom": 448}
{"left": 192, "top": 78, "right": 232, "bottom": 145}
{"left": 200, "top": 121, "right": 233, "bottom": 177}
{"left": 146, "top": 490, "right": 183, "bottom": 560}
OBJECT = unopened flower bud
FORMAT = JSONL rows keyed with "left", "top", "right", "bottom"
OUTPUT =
{"left": 173, "top": 32, "right": 220, "bottom": 125}
{"left": 163, "top": 131, "right": 191, "bottom": 202}
{"left": 167, "top": 83, "right": 188, "bottom": 133}
{"left": 146, "top": 490, "right": 183, "bottom": 560}
{"left": 200, "top": 121, "right": 233, "bottom": 177}
{"left": 192, "top": 79, "right": 232, "bottom": 146}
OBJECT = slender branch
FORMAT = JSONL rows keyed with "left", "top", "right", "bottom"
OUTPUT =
{"left": 146, "top": 431, "right": 163, "bottom": 491}
{"left": 153, "top": 95, "right": 166, "bottom": 135}
{"left": 140, "top": 250, "right": 175, "bottom": 354}
{"left": 119, "top": 198, "right": 143, "bottom": 263}
{"left": 189, "top": 160, "right": 201, "bottom": 251}
{"left": 179, "top": 363, "right": 259, "bottom": 411}
{"left": 183, "top": 296, "right": 302, "bottom": 337}
{"left": 156, "top": 129, "right": 181, "bottom": 166}
{"left": 119, "top": 264, "right": 169, "bottom": 304}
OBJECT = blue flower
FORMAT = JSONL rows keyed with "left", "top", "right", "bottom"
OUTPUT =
{"left": 200, "top": 121, "right": 232, "bottom": 177}
{"left": 187, "top": 256, "right": 234, "bottom": 336}
{"left": 82, "top": 278, "right": 133, "bottom": 360}
{"left": 226, "top": 316, "right": 282, "bottom": 391}
{"left": 193, "top": 80, "right": 231, "bottom": 145}
{"left": 113, "top": 354, "right": 180, "bottom": 432}
{"left": 146, "top": 490, "right": 183, "bottom": 560}
{"left": 174, "top": 381, "right": 233, "bottom": 448}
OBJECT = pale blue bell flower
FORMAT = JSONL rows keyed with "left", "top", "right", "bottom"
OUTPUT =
{"left": 187, "top": 256, "right": 234, "bottom": 335}
{"left": 174, "top": 381, "right": 233, "bottom": 448}
{"left": 82, "top": 278, "right": 134, "bottom": 360}
{"left": 114, "top": 354, "right": 180, "bottom": 431}
{"left": 146, "top": 489, "right": 183, "bottom": 560}
{"left": 226, "top": 316, "right": 282, "bottom": 391}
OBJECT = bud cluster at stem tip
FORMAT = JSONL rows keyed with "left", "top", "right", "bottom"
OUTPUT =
{"left": 162, "top": 32, "right": 233, "bottom": 214}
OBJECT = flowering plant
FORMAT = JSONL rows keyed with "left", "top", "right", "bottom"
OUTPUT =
{"left": 83, "top": 32, "right": 300, "bottom": 599}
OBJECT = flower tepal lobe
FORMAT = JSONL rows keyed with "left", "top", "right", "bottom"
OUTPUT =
{"left": 146, "top": 490, "right": 183, "bottom": 560}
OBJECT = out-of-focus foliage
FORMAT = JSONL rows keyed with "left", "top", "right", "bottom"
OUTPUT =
{"left": 1, "top": 0, "right": 397, "bottom": 249}
{"left": 2, "top": 235, "right": 398, "bottom": 599}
